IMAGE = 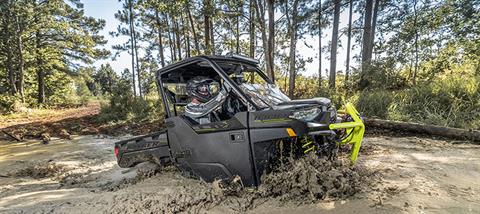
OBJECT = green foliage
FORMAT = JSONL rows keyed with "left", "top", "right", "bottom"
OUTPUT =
{"left": 0, "top": 0, "right": 108, "bottom": 109}
{"left": 97, "top": 70, "right": 164, "bottom": 123}
{"left": 0, "top": 0, "right": 478, "bottom": 132}
{"left": 98, "top": 95, "right": 164, "bottom": 123}
{"left": 0, "top": 95, "right": 21, "bottom": 114}
{"left": 350, "top": 75, "right": 480, "bottom": 129}
{"left": 351, "top": 90, "right": 394, "bottom": 119}
{"left": 93, "top": 64, "right": 118, "bottom": 95}
{"left": 391, "top": 76, "right": 480, "bottom": 129}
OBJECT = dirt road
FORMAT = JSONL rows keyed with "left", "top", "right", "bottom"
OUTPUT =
{"left": 0, "top": 135, "right": 479, "bottom": 213}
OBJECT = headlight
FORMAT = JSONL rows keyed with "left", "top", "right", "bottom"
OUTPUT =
{"left": 289, "top": 108, "right": 322, "bottom": 121}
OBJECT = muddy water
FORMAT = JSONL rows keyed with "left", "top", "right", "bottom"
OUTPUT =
{"left": 1, "top": 135, "right": 480, "bottom": 213}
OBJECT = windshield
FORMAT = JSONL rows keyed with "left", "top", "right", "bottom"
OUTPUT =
{"left": 239, "top": 83, "right": 290, "bottom": 109}
{"left": 214, "top": 60, "right": 290, "bottom": 109}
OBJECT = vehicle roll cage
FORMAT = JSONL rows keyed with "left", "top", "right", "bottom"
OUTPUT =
{"left": 156, "top": 55, "right": 272, "bottom": 118}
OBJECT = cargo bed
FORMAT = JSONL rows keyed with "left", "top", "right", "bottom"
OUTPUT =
{"left": 114, "top": 130, "right": 171, "bottom": 168}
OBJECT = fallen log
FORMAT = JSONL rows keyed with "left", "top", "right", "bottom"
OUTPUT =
{"left": 364, "top": 118, "right": 480, "bottom": 142}
{"left": 1, "top": 129, "right": 22, "bottom": 142}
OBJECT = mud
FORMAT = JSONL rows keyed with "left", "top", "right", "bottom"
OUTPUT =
{"left": 257, "top": 155, "right": 375, "bottom": 202}
{"left": 1, "top": 135, "right": 480, "bottom": 213}
{"left": 9, "top": 161, "right": 68, "bottom": 179}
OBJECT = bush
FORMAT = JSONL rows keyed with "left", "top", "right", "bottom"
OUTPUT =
{"left": 98, "top": 96, "right": 164, "bottom": 123}
{"left": 97, "top": 79, "right": 164, "bottom": 123}
{"left": 41, "top": 73, "right": 94, "bottom": 108}
{"left": 351, "top": 75, "right": 480, "bottom": 129}
{"left": 97, "top": 80, "right": 134, "bottom": 122}
{"left": 0, "top": 95, "right": 20, "bottom": 114}
{"left": 392, "top": 76, "right": 480, "bottom": 129}
{"left": 352, "top": 90, "right": 394, "bottom": 119}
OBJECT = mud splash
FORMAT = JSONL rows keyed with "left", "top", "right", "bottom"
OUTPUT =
{"left": 9, "top": 161, "right": 68, "bottom": 179}
{"left": 101, "top": 162, "right": 170, "bottom": 192}
{"left": 257, "top": 155, "right": 374, "bottom": 202}
{"left": 107, "top": 155, "right": 377, "bottom": 213}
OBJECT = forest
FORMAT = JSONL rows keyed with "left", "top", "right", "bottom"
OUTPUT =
{"left": 1, "top": 1, "right": 480, "bottom": 213}
{"left": 0, "top": 0, "right": 479, "bottom": 129}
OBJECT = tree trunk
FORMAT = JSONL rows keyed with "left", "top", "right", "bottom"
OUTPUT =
{"left": 128, "top": 0, "right": 136, "bottom": 96}
{"left": 6, "top": 41, "right": 17, "bottom": 95}
{"left": 361, "top": 0, "right": 374, "bottom": 84}
{"left": 33, "top": 2, "right": 45, "bottom": 104}
{"left": 174, "top": 17, "right": 182, "bottom": 60}
{"left": 204, "top": 0, "right": 212, "bottom": 55}
{"left": 131, "top": 10, "right": 142, "bottom": 97}
{"left": 2, "top": 4, "right": 17, "bottom": 95}
{"left": 365, "top": 118, "right": 480, "bottom": 142}
{"left": 236, "top": 12, "right": 240, "bottom": 54}
{"left": 345, "top": 0, "right": 353, "bottom": 84}
{"left": 254, "top": 0, "right": 270, "bottom": 80}
{"left": 329, "top": 0, "right": 341, "bottom": 89}
{"left": 15, "top": 15, "right": 25, "bottom": 102}
{"left": 249, "top": 0, "right": 255, "bottom": 58}
{"left": 210, "top": 18, "right": 215, "bottom": 55}
{"left": 187, "top": 4, "right": 200, "bottom": 54}
{"left": 318, "top": 0, "right": 322, "bottom": 87}
{"left": 368, "top": 0, "right": 379, "bottom": 62}
{"left": 183, "top": 15, "right": 191, "bottom": 58}
{"left": 155, "top": 10, "right": 165, "bottom": 67}
{"left": 35, "top": 30, "right": 45, "bottom": 104}
{"left": 266, "top": 0, "right": 275, "bottom": 83}
{"left": 283, "top": 0, "right": 290, "bottom": 93}
{"left": 413, "top": 0, "right": 418, "bottom": 86}
{"left": 167, "top": 14, "right": 177, "bottom": 61}
{"left": 288, "top": 0, "right": 300, "bottom": 98}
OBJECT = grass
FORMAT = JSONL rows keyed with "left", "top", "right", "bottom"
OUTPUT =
{"left": 348, "top": 77, "right": 480, "bottom": 129}
{"left": 0, "top": 102, "right": 100, "bottom": 129}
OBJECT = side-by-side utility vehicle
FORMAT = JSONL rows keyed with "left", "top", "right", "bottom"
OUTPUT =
{"left": 114, "top": 54, "right": 365, "bottom": 187}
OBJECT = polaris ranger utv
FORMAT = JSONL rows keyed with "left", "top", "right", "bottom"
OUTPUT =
{"left": 114, "top": 54, "right": 364, "bottom": 187}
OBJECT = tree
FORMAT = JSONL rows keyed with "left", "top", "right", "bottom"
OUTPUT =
{"left": 112, "top": 0, "right": 139, "bottom": 96}
{"left": 25, "top": 0, "right": 107, "bottom": 104}
{"left": 361, "top": 0, "right": 374, "bottom": 73}
{"left": 187, "top": 2, "right": 200, "bottom": 54}
{"left": 204, "top": 0, "right": 213, "bottom": 55}
{"left": 360, "top": 0, "right": 379, "bottom": 88}
{"left": 249, "top": 0, "right": 256, "bottom": 58}
{"left": 1, "top": 0, "right": 16, "bottom": 95}
{"left": 94, "top": 64, "right": 118, "bottom": 95}
{"left": 266, "top": 0, "right": 275, "bottom": 82}
{"left": 0, "top": 0, "right": 108, "bottom": 105}
{"left": 287, "top": 0, "right": 300, "bottom": 98}
{"left": 412, "top": 0, "right": 418, "bottom": 85}
{"left": 155, "top": 10, "right": 166, "bottom": 67}
{"left": 129, "top": 0, "right": 142, "bottom": 97}
{"left": 318, "top": 0, "right": 322, "bottom": 87}
{"left": 329, "top": 0, "right": 341, "bottom": 88}
{"left": 254, "top": 0, "right": 275, "bottom": 82}
{"left": 345, "top": 0, "right": 354, "bottom": 83}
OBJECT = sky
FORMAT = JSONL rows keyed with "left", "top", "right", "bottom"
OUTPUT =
{"left": 82, "top": 0, "right": 361, "bottom": 77}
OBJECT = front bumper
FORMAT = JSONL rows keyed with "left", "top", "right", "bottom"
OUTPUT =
{"left": 328, "top": 103, "right": 365, "bottom": 163}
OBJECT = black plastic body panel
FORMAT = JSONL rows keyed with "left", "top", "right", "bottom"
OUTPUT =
{"left": 165, "top": 112, "right": 258, "bottom": 186}
{"left": 115, "top": 131, "right": 170, "bottom": 168}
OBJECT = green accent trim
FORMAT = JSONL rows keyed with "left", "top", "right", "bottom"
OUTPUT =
{"left": 255, "top": 118, "right": 292, "bottom": 123}
{"left": 304, "top": 146, "right": 315, "bottom": 153}
{"left": 301, "top": 141, "right": 313, "bottom": 148}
